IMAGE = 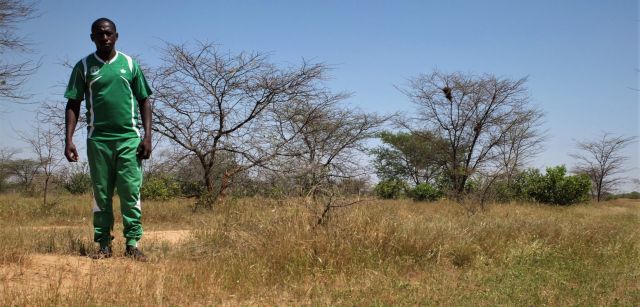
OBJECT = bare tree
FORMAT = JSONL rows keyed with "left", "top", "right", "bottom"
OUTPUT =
{"left": 399, "top": 71, "right": 543, "bottom": 200}
{"left": 151, "top": 42, "right": 329, "bottom": 207}
{"left": 269, "top": 95, "right": 385, "bottom": 224}
{"left": 0, "top": 147, "right": 18, "bottom": 191}
{"left": 495, "top": 107, "right": 546, "bottom": 183}
{"left": 571, "top": 133, "right": 637, "bottom": 201}
{"left": 272, "top": 93, "right": 387, "bottom": 197}
{"left": 19, "top": 122, "right": 64, "bottom": 205}
{"left": 0, "top": 0, "right": 39, "bottom": 101}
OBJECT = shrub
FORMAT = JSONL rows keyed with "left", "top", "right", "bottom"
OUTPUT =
{"left": 520, "top": 165, "right": 590, "bottom": 205}
{"left": 374, "top": 179, "right": 407, "bottom": 199}
{"left": 141, "top": 175, "right": 181, "bottom": 201}
{"left": 178, "top": 179, "right": 204, "bottom": 198}
{"left": 407, "top": 183, "right": 442, "bottom": 202}
{"left": 433, "top": 173, "right": 477, "bottom": 196}
{"left": 64, "top": 172, "right": 92, "bottom": 195}
{"left": 606, "top": 191, "right": 640, "bottom": 200}
{"left": 492, "top": 180, "right": 516, "bottom": 202}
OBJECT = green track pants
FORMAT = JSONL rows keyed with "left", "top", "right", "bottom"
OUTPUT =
{"left": 87, "top": 138, "right": 143, "bottom": 248}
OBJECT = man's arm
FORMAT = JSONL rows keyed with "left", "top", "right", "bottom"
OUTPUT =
{"left": 65, "top": 99, "right": 82, "bottom": 162}
{"left": 137, "top": 98, "right": 152, "bottom": 159}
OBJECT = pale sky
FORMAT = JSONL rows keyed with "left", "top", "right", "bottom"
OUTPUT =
{"left": 1, "top": 0, "right": 638, "bottom": 191}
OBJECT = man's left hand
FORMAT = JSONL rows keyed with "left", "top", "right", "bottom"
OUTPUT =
{"left": 137, "top": 138, "right": 152, "bottom": 159}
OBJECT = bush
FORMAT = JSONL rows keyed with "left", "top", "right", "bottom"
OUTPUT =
{"left": 178, "top": 180, "right": 204, "bottom": 198}
{"left": 374, "top": 179, "right": 407, "bottom": 199}
{"left": 520, "top": 165, "right": 590, "bottom": 205}
{"left": 605, "top": 191, "right": 640, "bottom": 200}
{"left": 64, "top": 172, "right": 92, "bottom": 195}
{"left": 407, "top": 183, "right": 442, "bottom": 202}
{"left": 141, "top": 175, "right": 181, "bottom": 201}
{"left": 433, "top": 173, "right": 477, "bottom": 196}
{"left": 492, "top": 180, "right": 517, "bottom": 202}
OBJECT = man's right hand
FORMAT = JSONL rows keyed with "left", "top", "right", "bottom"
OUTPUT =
{"left": 65, "top": 142, "right": 79, "bottom": 162}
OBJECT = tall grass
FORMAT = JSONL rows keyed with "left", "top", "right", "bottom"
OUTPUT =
{"left": 1, "top": 194, "right": 638, "bottom": 306}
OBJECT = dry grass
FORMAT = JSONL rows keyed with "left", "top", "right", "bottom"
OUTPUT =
{"left": 0, "top": 194, "right": 638, "bottom": 306}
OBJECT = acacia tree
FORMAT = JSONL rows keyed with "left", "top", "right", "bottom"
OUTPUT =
{"left": 271, "top": 93, "right": 386, "bottom": 197}
{"left": 571, "top": 133, "right": 637, "bottom": 201}
{"left": 494, "top": 109, "right": 545, "bottom": 184}
{"left": 4, "top": 157, "right": 38, "bottom": 193}
{"left": 371, "top": 130, "right": 447, "bottom": 185}
{"left": 0, "top": 147, "right": 18, "bottom": 191}
{"left": 0, "top": 0, "right": 38, "bottom": 101}
{"left": 20, "top": 123, "right": 64, "bottom": 205}
{"left": 400, "top": 71, "right": 544, "bottom": 200}
{"left": 151, "top": 42, "right": 330, "bottom": 206}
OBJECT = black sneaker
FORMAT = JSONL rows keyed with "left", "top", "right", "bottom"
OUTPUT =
{"left": 125, "top": 246, "right": 147, "bottom": 262}
{"left": 91, "top": 245, "right": 112, "bottom": 259}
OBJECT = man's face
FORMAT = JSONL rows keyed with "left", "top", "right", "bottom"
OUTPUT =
{"left": 90, "top": 21, "right": 118, "bottom": 54}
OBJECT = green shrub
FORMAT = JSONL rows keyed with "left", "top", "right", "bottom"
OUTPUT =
{"left": 520, "top": 165, "right": 590, "bottom": 205}
{"left": 492, "top": 180, "right": 516, "bottom": 202}
{"left": 141, "top": 175, "right": 181, "bottom": 200}
{"left": 407, "top": 183, "right": 442, "bottom": 202}
{"left": 606, "top": 191, "right": 640, "bottom": 200}
{"left": 64, "top": 172, "right": 92, "bottom": 195}
{"left": 433, "top": 173, "right": 477, "bottom": 196}
{"left": 374, "top": 179, "right": 407, "bottom": 199}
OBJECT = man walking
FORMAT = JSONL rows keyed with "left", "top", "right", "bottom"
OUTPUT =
{"left": 64, "top": 18, "right": 152, "bottom": 261}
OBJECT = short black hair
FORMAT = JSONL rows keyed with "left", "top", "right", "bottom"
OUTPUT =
{"left": 91, "top": 17, "right": 116, "bottom": 32}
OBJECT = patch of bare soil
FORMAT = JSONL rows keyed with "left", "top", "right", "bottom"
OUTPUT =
{"left": 1, "top": 229, "right": 190, "bottom": 297}
{"left": 1, "top": 254, "right": 113, "bottom": 295}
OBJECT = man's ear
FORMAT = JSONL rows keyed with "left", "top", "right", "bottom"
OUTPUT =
{"left": 90, "top": 33, "right": 95, "bottom": 42}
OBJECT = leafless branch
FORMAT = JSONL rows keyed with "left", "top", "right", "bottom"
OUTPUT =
{"left": 570, "top": 133, "right": 637, "bottom": 201}
{"left": 18, "top": 120, "right": 65, "bottom": 204}
{"left": 0, "top": 0, "right": 39, "bottom": 101}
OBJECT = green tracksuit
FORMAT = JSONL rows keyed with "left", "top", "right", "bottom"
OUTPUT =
{"left": 65, "top": 51, "right": 152, "bottom": 248}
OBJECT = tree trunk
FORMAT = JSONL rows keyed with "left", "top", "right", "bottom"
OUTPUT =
{"left": 596, "top": 176, "right": 603, "bottom": 202}
{"left": 199, "top": 165, "right": 217, "bottom": 210}
{"left": 218, "top": 170, "right": 230, "bottom": 203}
{"left": 204, "top": 169, "right": 214, "bottom": 194}
{"left": 43, "top": 175, "right": 49, "bottom": 205}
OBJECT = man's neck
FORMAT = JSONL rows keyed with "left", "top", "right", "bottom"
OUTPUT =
{"left": 96, "top": 50, "right": 116, "bottom": 62}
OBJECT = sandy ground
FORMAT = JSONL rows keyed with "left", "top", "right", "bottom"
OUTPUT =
{"left": 0, "top": 229, "right": 191, "bottom": 296}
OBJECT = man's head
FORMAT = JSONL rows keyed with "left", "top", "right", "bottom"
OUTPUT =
{"left": 90, "top": 18, "right": 118, "bottom": 55}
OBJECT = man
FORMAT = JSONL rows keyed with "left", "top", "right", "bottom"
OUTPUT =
{"left": 64, "top": 17, "right": 152, "bottom": 261}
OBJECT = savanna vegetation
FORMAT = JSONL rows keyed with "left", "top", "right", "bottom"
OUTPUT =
{"left": 1, "top": 194, "right": 638, "bottom": 306}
